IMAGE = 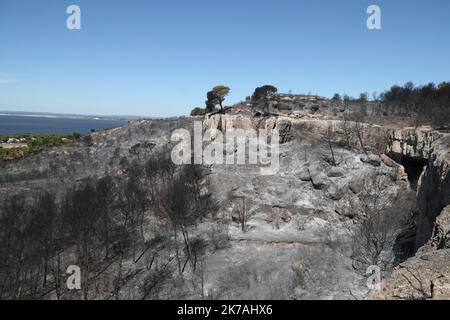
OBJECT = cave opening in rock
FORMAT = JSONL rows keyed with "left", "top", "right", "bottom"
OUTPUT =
{"left": 388, "top": 153, "right": 430, "bottom": 261}
{"left": 401, "top": 157, "right": 428, "bottom": 190}
{"left": 388, "top": 153, "right": 428, "bottom": 190}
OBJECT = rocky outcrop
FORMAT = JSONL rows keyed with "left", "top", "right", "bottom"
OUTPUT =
{"left": 203, "top": 113, "right": 255, "bottom": 132}
{"left": 265, "top": 94, "right": 327, "bottom": 115}
{"left": 387, "top": 127, "right": 441, "bottom": 160}
{"left": 383, "top": 127, "right": 449, "bottom": 249}
{"left": 203, "top": 114, "right": 297, "bottom": 146}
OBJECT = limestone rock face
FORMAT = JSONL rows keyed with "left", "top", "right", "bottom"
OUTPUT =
{"left": 417, "top": 204, "right": 450, "bottom": 254}
{"left": 381, "top": 127, "right": 450, "bottom": 250}
{"left": 415, "top": 134, "right": 450, "bottom": 249}
{"left": 204, "top": 114, "right": 255, "bottom": 132}
{"left": 423, "top": 205, "right": 450, "bottom": 251}
{"left": 387, "top": 128, "right": 441, "bottom": 160}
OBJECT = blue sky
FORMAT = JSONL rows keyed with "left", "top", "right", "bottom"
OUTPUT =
{"left": 0, "top": 0, "right": 449, "bottom": 117}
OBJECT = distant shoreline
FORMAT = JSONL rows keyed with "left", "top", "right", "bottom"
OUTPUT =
{"left": 0, "top": 110, "right": 142, "bottom": 122}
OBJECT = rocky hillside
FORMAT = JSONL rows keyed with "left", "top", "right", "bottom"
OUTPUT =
{"left": 0, "top": 93, "right": 449, "bottom": 300}
{"left": 0, "top": 118, "right": 192, "bottom": 201}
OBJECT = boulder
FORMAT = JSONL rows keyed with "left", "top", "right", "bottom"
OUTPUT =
{"left": 348, "top": 197, "right": 364, "bottom": 217}
{"left": 335, "top": 201, "right": 355, "bottom": 219}
{"left": 348, "top": 178, "right": 364, "bottom": 194}
{"left": 361, "top": 154, "right": 381, "bottom": 167}
{"left": 296, "top": 170, "right": 311, "bottom": 182}
{"left": 310, "top": 171, "right": 329, "bottom": 190}
{"left": 327, "top": 184, "right": 343, "bottom": 200}
{"left": 327, "top": 167, "right": 344, "bottom": 178}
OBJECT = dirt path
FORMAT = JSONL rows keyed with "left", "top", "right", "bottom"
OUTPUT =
{"left": 231, "top": 238, "right": 333, "bottom": 248}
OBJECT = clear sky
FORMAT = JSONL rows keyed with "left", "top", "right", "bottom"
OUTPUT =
{"left": 0, "top": 0, "right": 449, "bottom": 117}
